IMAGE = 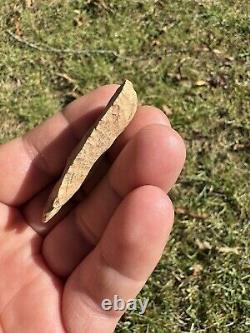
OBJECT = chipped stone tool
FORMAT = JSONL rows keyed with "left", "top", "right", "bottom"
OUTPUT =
{"left": 43, "top": 80, "right": 137, "bottom": 223}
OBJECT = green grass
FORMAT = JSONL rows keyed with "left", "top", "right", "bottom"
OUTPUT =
{"left": 0, "top": 0, "right": 249, "bottom": 332}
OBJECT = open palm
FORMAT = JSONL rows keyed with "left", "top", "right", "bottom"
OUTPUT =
{"left": 0, "top": 84, "right": 185, "bottom": 333}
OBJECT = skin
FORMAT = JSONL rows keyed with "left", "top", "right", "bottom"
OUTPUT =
{"left": 0, "top": 84, "right": 186, "bottom": 333}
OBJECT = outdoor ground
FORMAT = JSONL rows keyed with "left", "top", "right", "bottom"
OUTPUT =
{"left": 0, "top": 1, "right": 249, "bottom": 332}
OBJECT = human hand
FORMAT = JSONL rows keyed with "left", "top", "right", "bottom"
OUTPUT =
{"left": 0, "top": 84, "right": 186, "bottom": 333}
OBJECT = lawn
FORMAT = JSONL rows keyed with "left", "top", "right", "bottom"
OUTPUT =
{"left": 0, "top": 1, "right": 249, "bottom": 332}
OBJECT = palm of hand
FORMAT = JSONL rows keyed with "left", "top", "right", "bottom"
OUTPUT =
{"left": 0, "top": 85, "right": 185, "bottom": 333}
{"left": 0, "top": 206, "right": 64, "bottom": 333}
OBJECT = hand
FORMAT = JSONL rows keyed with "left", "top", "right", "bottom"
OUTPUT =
{"left": 0, "top": 84, "right": 186, "bottom": 333}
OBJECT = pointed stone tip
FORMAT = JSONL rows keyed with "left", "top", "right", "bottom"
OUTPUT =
{"left": 42, "top": 206, "right": 55, "bottom": 223}
{"left": 42, "top": 213, "right": 50, "bottom": 224}
{"left": 123, "top": 79, "right": 133, "bottom": 88}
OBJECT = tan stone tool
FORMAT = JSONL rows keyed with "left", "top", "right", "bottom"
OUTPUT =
{"left": 43, "top": 80, "right": 137, "bottom": 223}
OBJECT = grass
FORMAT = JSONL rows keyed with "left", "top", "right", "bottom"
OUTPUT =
{"left": 0, "top": 0, "right": 249, "bottom": 332}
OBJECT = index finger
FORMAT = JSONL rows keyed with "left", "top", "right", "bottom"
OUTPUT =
{"left": 0, "top": 84, "right": 119, "bottom": 206}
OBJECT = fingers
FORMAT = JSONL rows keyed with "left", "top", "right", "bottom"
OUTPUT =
{"left": 22, "top": 105, "right": 171, "bottom": 235}
{"left": 41, "top": 124, "right": 185, "bottom": 277}
{"left": 75, "top": 124, "right": 185, "bottom": 239}
{"left": 0, "top": 84, "right": 119, "bottom": 206}
{"left": 109, "top": 124, "right": 186, "bottom": 196}
{"left": 107, "top": 104, "right": 171, "bottom": 161}
{"left": 62, "top": 185, "right": 174, "bottom": 333}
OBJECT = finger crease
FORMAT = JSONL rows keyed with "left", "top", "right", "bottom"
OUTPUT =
{"left": 99, "top": 247, "right": 144, "bottom": 284}
{"left": 22, "top": 136, "right": 55, "bottom": 178}
{"left": 107, "top": 173, "right": 123, "bottom": 202}
{"left": 60, "top": 110, "right": 80, "bottom": 142}
{"left": 75, "top": 209, "right": 99, "bottom": 246}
